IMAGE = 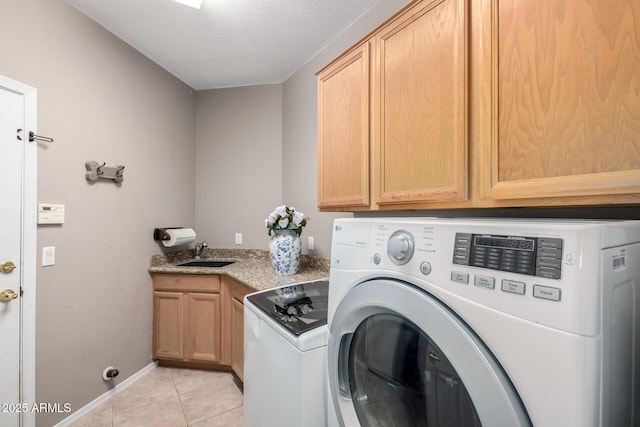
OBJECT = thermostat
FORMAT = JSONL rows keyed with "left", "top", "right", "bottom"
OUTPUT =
{"left": 38, "top": 203, "right": 65, "bottom": 224}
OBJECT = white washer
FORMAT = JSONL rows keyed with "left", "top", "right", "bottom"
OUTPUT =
{"left": 327, "top": 218, "right": 640, "bottom": 427}
{"left": 244, "top": 280, "right": 329, "bottom": 427}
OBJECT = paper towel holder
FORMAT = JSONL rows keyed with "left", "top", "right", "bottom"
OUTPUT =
{"left": 153, "top": 227, "right": 183, "bottom": 242}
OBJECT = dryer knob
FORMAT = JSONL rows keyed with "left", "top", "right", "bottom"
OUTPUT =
{"left": 387, "top": 231, "right": 415, "bottom": 265}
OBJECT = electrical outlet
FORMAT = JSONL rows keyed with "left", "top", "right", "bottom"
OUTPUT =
{"left": 308, "top": 236, "right": 314, "bottom": 251}
{"left": 235, "top": 233, "right": 242, "bottom": 245}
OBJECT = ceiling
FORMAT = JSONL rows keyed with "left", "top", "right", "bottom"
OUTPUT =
{"left": 66, "top": 0, "right": 379, "bottom": 90}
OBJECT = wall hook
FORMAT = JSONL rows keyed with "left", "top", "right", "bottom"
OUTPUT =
{"left": 85, "top": 161, "right": 125, "bottom": 183}
{"left": 16, "top": 129, "right": 54, "bottom": 143}
{"left": 28, "top": 131, "right": 54, "bottom": 143}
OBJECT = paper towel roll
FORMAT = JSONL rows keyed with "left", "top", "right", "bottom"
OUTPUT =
{"left": 162, "top": 228, "right": 197, "bottom": 247}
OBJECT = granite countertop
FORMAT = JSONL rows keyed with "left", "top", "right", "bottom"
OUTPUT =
{"left": 149, "top": 248, "right": 330, "bottom": 292}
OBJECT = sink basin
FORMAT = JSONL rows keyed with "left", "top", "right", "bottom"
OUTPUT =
{"left": 177, "top": 260, "right": 236, "bottom": 268}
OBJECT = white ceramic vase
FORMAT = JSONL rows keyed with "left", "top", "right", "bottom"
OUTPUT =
{"left": 269, "top": 229, "right": 302, "bottom": 275}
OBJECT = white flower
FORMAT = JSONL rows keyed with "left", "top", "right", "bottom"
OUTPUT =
{"left": 274, "top": 205, "right": 287, "bottom": 217}
{"left": 278, "top": 217, "right": 290, "bottom": 228}
{"left": 292, "top": 211, "right": 306, "bottom": 227}
{"left": 265, "top": 204, "right": 308, "bottom": 236}
{"left": 266, "top": 213, "right": 277, "bottom": 225}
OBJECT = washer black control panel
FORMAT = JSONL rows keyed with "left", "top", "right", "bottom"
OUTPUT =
{"left": 453, "top": 233, "right": 563, "bottom": 279}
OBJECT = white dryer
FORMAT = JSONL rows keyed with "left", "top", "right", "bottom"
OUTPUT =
{"left": 327, "top": 218, "right": 640, "bottom": 427}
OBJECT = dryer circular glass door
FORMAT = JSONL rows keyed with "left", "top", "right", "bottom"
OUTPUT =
{"left": 328, "top": 279, "right": 531, "bottom": 427}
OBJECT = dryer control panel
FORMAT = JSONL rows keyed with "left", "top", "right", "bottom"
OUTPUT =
{"left": 453, "top": 233, "right": 563, "bottom": 280}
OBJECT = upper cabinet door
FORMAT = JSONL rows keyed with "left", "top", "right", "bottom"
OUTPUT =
{"left": 374, "top": 0, "right": 469, "bottom": 205}
{"left": 480, "top": 0, "right": 640, "bottom": 204}
{"left": 317, "top": 43, "right": 370, "bottom": 209}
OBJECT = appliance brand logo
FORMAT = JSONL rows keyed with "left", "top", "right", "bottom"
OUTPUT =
{"left": 335, "top": 225, "right": 342, "bottom": 231}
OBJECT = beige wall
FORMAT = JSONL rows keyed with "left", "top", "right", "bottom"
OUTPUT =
{"left": 0, "top": 1, "right": 195, "bottom": 426}
{"left": 195, "top": 85, "right": 283, "bottom": 250}
{"left": 192, "top": 1, "right": 414, "bottom": 259}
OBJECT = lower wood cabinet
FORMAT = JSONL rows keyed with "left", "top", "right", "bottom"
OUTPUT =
{"left": 153, "top": 290, "right": 186, "bottom": 360}
{"left": 152, "top": 273, "right": 254, "bottom": 380}
{"left": 230, "top": 298, "right": 244, "bottom": 378}
{"left": 227, "top": 276, "right": 254, "bottom": 381}
{"left": 186, "top": 292, "right": 222, "bottom": 363}
{"left": 153, "top": 274, "right": 228, "bottom": 366}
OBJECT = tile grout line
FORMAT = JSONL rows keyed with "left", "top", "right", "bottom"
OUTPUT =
{"left": 112, "top": 367, "right": 183, "bottom": 425}
{"left": 170, "top": 368, "right": 191, "bottom": 426}
{"left": 195, "top": 404, "right": 244, "bottom": 426}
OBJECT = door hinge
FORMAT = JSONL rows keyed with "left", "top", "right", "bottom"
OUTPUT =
{"left": 20, "top": 287, "right": 24, "bottom": 297}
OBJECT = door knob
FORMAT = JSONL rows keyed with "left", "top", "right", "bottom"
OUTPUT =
{"left": 0, "top": 289, "right": 18, "bottom": 303}
{"left": 0, "top": 261, "right": 16, "bottom": 274}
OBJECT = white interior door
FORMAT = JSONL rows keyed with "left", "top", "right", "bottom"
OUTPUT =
{"left": 0, "top": 84, "right": 24, "bottom": 426}
{"left": 0, "top": 76, "right": 36, "bottom": 427}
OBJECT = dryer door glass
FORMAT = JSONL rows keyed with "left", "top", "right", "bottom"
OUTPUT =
{"left": 348, "top": 313, "right": 480, "bottom": 427}
{"left": 328, "top": 279, "right": 531, "bottom": 427}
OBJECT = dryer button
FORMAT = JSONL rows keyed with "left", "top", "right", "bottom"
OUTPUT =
{"left": 420, "top": 262, "right": 432, "bottom": 275}
{"left": 474, "top": 275, "right": 495, "bottom": 289}
{"left": 533, "top": 285, "right": 561, "bottom": 301}
{"left": 373, "top": 253, "right": 381, "bottom": 265}
{"left": 450, "top": 271, "right": 469, "bottom": 284}
{"left": 501, "top": 279, "right": 526, "bottom": 295}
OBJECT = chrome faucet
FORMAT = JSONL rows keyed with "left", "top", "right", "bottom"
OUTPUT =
{"left": 194, "top": 241, "right": 208, "bottom": 259}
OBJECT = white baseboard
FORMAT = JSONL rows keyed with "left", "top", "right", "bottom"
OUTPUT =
{"left": 53, "top": 361, "right": 159, "bottom": 427}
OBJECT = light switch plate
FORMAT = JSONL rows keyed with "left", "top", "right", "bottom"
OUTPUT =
{"left": 42, "top": 246, "right": 55, "bottom": 266}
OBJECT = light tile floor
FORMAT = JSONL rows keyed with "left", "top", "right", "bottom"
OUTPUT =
{"left": 69, "top": 366, "right": 244, "bottom": 427}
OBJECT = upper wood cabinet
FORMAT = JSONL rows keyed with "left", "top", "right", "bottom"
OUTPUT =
{"left": 477, "top": 0, "right": 640, "bottom": 206}
{"left": 317, "top": 0, "right": 469, "bottom": 210}
{"left": 374, "top": 0, "right": 468, "bottom": 205}
{"left": 318, "top": 0, "right": 640, "bottom": 211}
{"left": 317, "top": 43, "right": 370, "bottom": 209}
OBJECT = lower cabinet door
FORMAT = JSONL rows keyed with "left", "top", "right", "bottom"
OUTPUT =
{"left": 231, "top": 297, "right": 244, "bottom": 380}
{"left": 186, "top": 292, "right": 222, "bottom": 363}
{"left": 153, "top": 291, "right": 185, "bottom": 360}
